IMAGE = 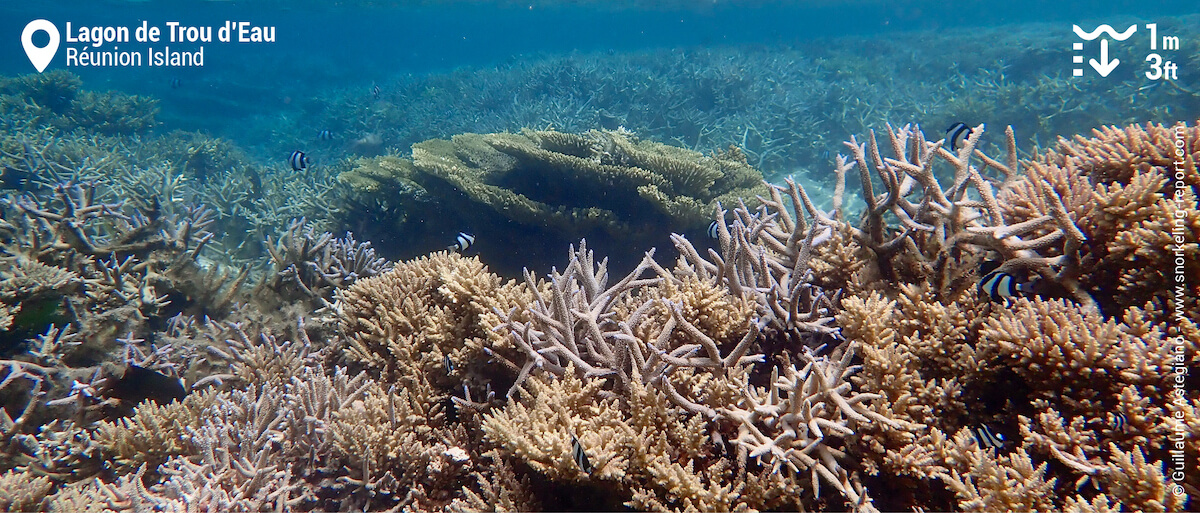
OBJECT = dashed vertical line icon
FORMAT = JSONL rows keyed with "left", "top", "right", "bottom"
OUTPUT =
{"left": 22, "top": 19, "right": 59, "bottom": 73}
{"left": 1072, "top": 42, "right": 1084, "bottom": 76}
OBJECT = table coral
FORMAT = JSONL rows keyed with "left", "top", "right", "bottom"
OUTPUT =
{"left": 339, "top": 128, "right": 768, "bottom": 276}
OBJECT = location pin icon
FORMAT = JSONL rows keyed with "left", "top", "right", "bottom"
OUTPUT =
{"left": 22, "top": 20, "right": 60, "bottom": 73}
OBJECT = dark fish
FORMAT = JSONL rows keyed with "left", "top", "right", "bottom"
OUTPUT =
{"left": 571, "top": 434, "right": 593, "bottom": 474}
{"left": 170, "top": 77, "right": 181, "bottom": 89}
{"left": 444, "top": 354, "right": 455, "bottom": 373}
{"left": 978, "top": 269, "right": 1035, "bottom": 302}
{"left": 946, "top": 122, "right": 972, "bottom": 151}
{"left": 597, "top": 109, "right": 622, "bottom": 130}
{"left": 289, "top": 150, "right": 308, "bottom": 171}
{"left": 708, "top": 220, "right": 721, "bottom": 239}
{"left": 821, "top": 149, "right": 831, "bottom": 161}
{"left": 318, "top": 130, "right": 335, "bottom": 141}
{"left": 448, "top": 232, "right": 474, "bottom": 252}
{"left": 106, "top": 364, "right": 187, "bottom": 411}
{"left": 973, "top": 425, "right": 1005, "bottom": 450}
{"left": 372, "top": 84, "right": 381, "bottom": 98}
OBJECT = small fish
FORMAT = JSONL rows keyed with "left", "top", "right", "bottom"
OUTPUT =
{"left": 978, "top": 269, "right": 1036, "bottom": 303}
{"left": 973, "top": 425, "right": 1005, "bottom": 450}
{"left": 372, "top": 84, "right": 381, "bottom": 98}
{"left": 1111, "top": 413, "right": 1127, "bottom": 431}
{"left": 1087, "top": 412, "right": 1129, "bottom": 432}
{"left": 107, "top": 365, "right": 187, "bottom": 408}
{"left": 444, "top": 354, "right": 455, "bottom": 373}
{"left": 707, "top": 220, "right": 721, "bottom": 239}
{"left": 289, "top": 150, "right": 308, "bottom": 171}
{"left": 448, "top": 232, "right": 475, "bottom": 252}
{"left": 170, "top": 77, "right": 181, "bottom": 89}
{"left": 946, "top": 122, "right": 973, "bottom": 151}
{"left": 821, "top": 149, "right": 831, "bottom": 161}
{"left": 571, "top": 434, "right": 593, "bottom": 474}
{"left": 318, "top": 130, "right": 335, "bottom": 141}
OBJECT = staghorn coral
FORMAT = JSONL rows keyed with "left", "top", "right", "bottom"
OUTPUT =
{"left": 0, "top": 179, "right": 255, "bottom": 353}
{"left": 2, "top": 112, "right": 1196, "bottom": 513}
{"left": 336, "top": 250, "right": 530, "bottom": 390}
{"left": 262, "top": 218, "right": 392, "bottom": 306}
{"left": 806, "top": 121, "right": 1200, "bottom": 512}
{"left": 477, "top": 233, "right": 894, "bottom": 511}
{"left": 483, "top": 361, "right": 812, "bottom": 512}
{"left": 1000, "top": 121, "right": 1200, "bottom": 318}
{"left": 0, "top": 70, "right": 157, "bottom": 135}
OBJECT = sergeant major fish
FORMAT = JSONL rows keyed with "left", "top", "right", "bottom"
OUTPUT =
{"left": 288, "top": 150, "right": 308, "bottom": 171}
{"left": 448, "top": 232, "right": 475, "bottom": 252}
{"left": 946, "top": 122, "right": 973, "bottom": 151}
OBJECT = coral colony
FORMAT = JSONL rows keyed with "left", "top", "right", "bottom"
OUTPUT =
{"left": 0, "top": 61, "right": 1198, "bottom": 512}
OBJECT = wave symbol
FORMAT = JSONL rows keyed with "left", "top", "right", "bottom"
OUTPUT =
{"left": 1072, "top": 24, "right": 1137, "bottom": 41}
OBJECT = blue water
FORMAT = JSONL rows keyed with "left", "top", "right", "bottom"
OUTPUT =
{"left": 4, "top": 0, "right": 1194, "bottom": 87}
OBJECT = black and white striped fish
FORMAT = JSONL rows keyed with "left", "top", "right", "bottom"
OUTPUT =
{"left": 318, "top": 130, "right": 335, "bottom": 141}
{"left": 978, "top": 268, "right": 1036, "bottom": 302}
{"left": 1110, "top": 413, "right": 1128, "bottom": 431}
{"left": 973, "top": 425, "right": 1006, "bottom": 450}
{"left": 707, "top": 220, "right": 721, "bottom": 239}
{"left": 448, "top": 232, "right": 475, "bottom": 252}
{"left": 288, "top": 150, "right": 308, "bottom": 171}
{"left": 1086, "top": 412, "right": 1128, "bottom": 432}
{"left": 372, "top": 84, "right": 381, "bottom": 99}
{"left": 946, "top": 122, "right": 973, "bottom": 151}
{"left": 571, "top": 434, "right": 593, "bottom": 474}
{"left": 170, "top": 77, "right": 181, "bottom": 89}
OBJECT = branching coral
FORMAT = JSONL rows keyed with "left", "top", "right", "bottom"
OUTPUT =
{"left": 262, "top": 218, "right": 392, "bottom": 305}
{"left": 808, "top": 121, "right": 1200, "bottom": 512}
{"left": 477, "top": 229, "right": 898, "bottom": 510}
{"left": 336, "top": 250, "right": 531, "bottom": 389}
{"left": 1, "top": 105, "right": 1195, "bottom": 513}
{"left": 1000, "top": 121, "right": 1200, "bottom": 318}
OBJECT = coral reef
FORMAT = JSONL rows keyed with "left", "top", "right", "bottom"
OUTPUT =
{"left": 343, "top": 128, "right": 767, "bottom": 231}
{"left": 0, "top": 70, "right": 158, "bottom": 135}
{"left": 340, "top": 127, "right": 767, "bottom": 276}
{"left": 1, "top": 97, "right": 1196, "bottom": 512}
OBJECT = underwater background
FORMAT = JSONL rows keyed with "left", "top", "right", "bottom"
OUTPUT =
{"left": 1, "top": 0, "right": 1199, "bottom": 511}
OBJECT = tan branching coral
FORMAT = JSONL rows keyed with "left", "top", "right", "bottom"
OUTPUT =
{"left": 328, "top": 378, "right": 472, "bottom": 507}
{"left": 1000, "top": 121, "right": 1200, "bottom": 317}
{"left": 482, "top": 363, "right": 807, "bottom": 512}
{"left": 724, "top": 344, "right": 896, "bottom": 511}
{"left": 810, "top": 122, "right": 1200, "bottom": 512}
{"left": 3, "top": 115, "right": 1194, "bottom": 513}
{"left": 0, "top": 469, "right": 54, "bottom": 511}
{"left": 492, "top": 241, "right": 762, "bottom": 416}
{"left": 479, "top": 233, "right": 894, "bottom": 511}
{"left": 941, "top": 436, "right": 1058, "bottom": 513}
{"left": 336, "top": 250, "right": 530, "bottom": 388}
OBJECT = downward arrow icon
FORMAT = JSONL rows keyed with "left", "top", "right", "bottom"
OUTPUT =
{"left": 1089, "top": 39, "right": 1120, "bottom": 77}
